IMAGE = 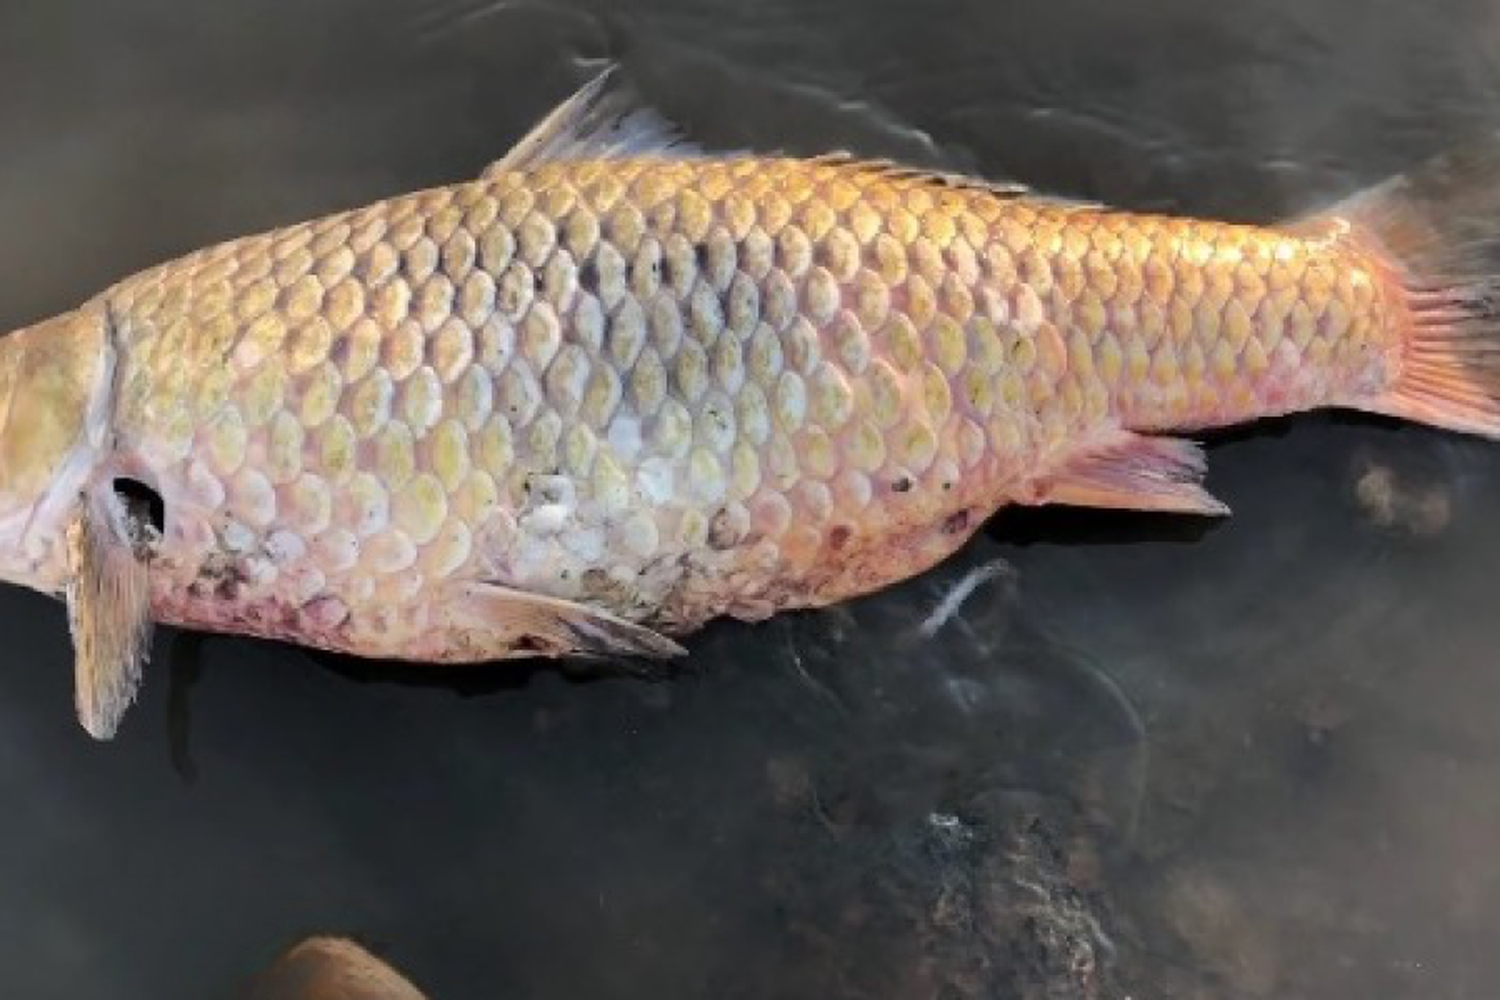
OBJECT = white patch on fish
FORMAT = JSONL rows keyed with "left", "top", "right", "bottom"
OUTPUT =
{"left": 607, "top": 413, "right": 643, "bottom": 461}
{"left": 636, "top": 457, "right": 674, "bottom": 505}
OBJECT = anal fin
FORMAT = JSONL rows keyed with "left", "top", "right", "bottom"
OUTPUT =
{"left": 1032, "top": 432, "right": 1230, "bottom": 516}
{"left": 65, "top": 490, "right": 154, "bottom": 740}
{"left": 449, "top": 582, "right": 686, "bottom": 660}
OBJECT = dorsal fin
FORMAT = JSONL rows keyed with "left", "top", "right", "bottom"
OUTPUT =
{"left": 483, "top": 66, "right": 720, "bottom": 178}
{"left": 803, "top": 152, "right": 1105, "bottom": 211}
{"left": 806, "top": 151, "right": 1033, "bottom": 197}
{"left": 482, "top": 66, "right": 1097, "bottom": 213}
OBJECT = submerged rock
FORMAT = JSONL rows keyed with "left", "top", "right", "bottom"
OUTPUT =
{"left": 242, "top": 938, "right": 427, "bottom": 1000}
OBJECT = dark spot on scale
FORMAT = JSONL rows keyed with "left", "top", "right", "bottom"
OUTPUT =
{"left": 694, "top": 243, "right": 710, "bottom": 269}
{"left": 829, "top": 525, "right": 852, "bottom": 550}
{"left": 660, "top": 254, "right": 676, "bottom": 286}
{"left": 196, "top": 548, "right": 248, "bottom": 602}
{"left": 579, "top": 259, "right": 598, "bottom": 291}
{"left": 943, "top": 509, "right": 971, "bottom": 535}
{"left": 707, "top": 507, "right": 742, "bottom": 551}
{"left": 214, "top": 573, "right": 243, "bottom": 602}
{"left": 533, "top": 270, "right": 544, "bottom": 290}
{"left": 891, "top": 477, "right": 913, "bottom": 493}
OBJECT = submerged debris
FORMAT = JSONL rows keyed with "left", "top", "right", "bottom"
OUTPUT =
{"left": 919, "top": 559, "right": 1017, "bottom": 639}
{"left": 1351, "top": 456, "right": 1452, "bottom": 536}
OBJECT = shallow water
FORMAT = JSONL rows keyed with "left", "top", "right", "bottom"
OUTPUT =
{"left": 3, "top": 1, "right": 1500, "bottom": 997}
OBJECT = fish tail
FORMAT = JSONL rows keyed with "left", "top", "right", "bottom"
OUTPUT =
{"left": 1321, "top": 136, "right": 1500, "bottom": 438}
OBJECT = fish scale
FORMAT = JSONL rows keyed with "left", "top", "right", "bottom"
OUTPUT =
{"left": 98, "top": 154, "right": 1394, "bottom": 659}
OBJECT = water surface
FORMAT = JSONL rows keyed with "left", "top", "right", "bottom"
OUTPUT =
{"left": 2, "top": 2, "right": 1500, "bottom": 997}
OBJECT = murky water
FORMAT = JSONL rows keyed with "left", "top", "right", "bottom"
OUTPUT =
{"left": 4, "top": 1, "right": 1500, "bottom": 997}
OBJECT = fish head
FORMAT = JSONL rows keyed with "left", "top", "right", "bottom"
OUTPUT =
{"left": 0, "top": 306, "right": 109, "bottom": 594}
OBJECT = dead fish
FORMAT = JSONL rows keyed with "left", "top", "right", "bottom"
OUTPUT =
{"left": 2, "top": 68, "right": 1497, "bottom": 739}
{"left": 242, "top": 937, "right": 428, "bottom": 1000}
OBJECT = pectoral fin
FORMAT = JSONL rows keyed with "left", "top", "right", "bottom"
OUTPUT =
{"left": 1033, "top": 432, "right": 1230, "bottom": 516}
{"left": 65, "top": 490, "right": 153, "bottom": 740}
{"left": 449, "top": 582, "right": 686, "bottom": 660}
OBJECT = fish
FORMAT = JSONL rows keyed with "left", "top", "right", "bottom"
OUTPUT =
{"left": 2, "top": 68, "right": 1499, "bottom": 740}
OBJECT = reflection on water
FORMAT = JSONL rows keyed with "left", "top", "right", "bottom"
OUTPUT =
{"left": 2, "top": 1, "right": 1500, "bottom": 997}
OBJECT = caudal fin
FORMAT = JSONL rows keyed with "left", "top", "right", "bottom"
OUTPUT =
{"left": 1309, "top": 137, "right": 1500, "bottom": 438}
